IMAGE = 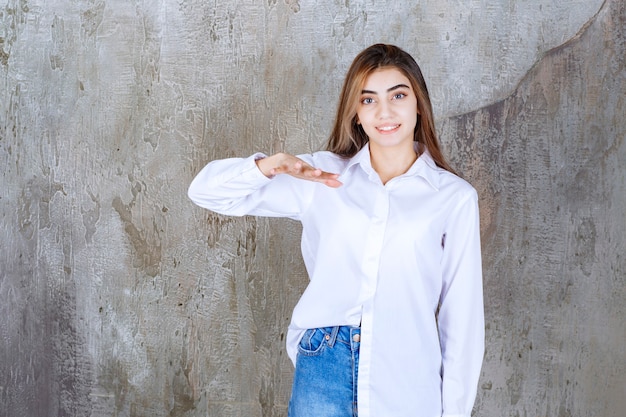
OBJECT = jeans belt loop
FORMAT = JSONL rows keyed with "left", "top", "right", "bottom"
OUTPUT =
{"left": 326, "top": 326, "right": 340, "bottom": 348}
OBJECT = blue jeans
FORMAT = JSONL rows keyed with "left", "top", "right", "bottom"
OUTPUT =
{"left": 288, "top": 326, "right": 361, "bottom": 417}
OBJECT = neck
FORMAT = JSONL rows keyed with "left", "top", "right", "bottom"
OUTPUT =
{"left": 369, "top": 143, "right": 418, "bottom": 185}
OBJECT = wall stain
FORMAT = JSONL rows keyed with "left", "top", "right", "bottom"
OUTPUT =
{"left": 0, "top": 0, "right": 29, "bottom": 67}
{"left": 573, "top": 217, "right": 596, "bottom": 277}
{"left": 0, "top": 37, "right": 9, "bottom": 67}
{"left": 81, "top": 1, "right": 105, "bottom": 37}
{"left": 284, "top": 0, "right": 300, "bottom": 13}
{"left": 81, "top": 188, "right": 100, "bottom": 244}
{"left": 49, "top": 280, "right": 93, "bottom": 416}
{"left": 49, "top": 15, "right": 65, "bottom": 71}
{"left": 259, "top": 376, "right": 275, "bottom": 417}
{"left": 112, "top": 186, "right": 163, "bottom": 277}
{"left": 236, "top": 216, "right": 257, "bottom": 272}
{"left": 168, "top": 369, "right": 197, "bottom": 416}
{"left": 17, "top": 176, "right": 66, "bottom": 239}
{"left": 205, "top": 212, "right": 233, "bottom": 248}
{"left": 17, "top": 183, "right": 34, "bottom": 239}
{"left": 97, "top": 357, "right": 130, "bottom": 414}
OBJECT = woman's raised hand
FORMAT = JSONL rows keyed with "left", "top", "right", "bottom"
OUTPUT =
{"left": 256, "top": 153, "right": 343, "bottom": 188}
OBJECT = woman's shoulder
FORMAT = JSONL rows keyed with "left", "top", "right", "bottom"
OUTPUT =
{"left": 435, "top": 166, "right": 478, "bottom": 200}
{"left": 420, "top": 152, "right": 477, "bottom": 198}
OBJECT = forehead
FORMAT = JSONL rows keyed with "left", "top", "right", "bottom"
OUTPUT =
{"left": 361, "top": 67, "right": 412, "bottom": 91}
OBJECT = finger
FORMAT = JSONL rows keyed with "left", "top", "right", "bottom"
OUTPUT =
{"left": 304, "top": 168, "right": 323, "bottom": 178}
{"left": 313, "top": 171, "right": 342, "bottom": 187}
{"left": 323, "top": 178, "right": 343, "bottom": 188}
{"left": 316, "top": 171, "right": 339, "bottom": 180}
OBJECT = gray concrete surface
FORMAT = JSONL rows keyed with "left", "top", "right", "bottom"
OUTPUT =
{"left": 1, "top": 0, "right": 624, "bottom": 416}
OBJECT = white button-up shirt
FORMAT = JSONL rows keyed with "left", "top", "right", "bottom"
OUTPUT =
{"left": 188, "top": 143, "right": 484, "bottom": 417}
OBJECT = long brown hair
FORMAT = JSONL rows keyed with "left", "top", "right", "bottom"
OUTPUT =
{"left": 325, "top": 44, "right": 455, "bottom": 173}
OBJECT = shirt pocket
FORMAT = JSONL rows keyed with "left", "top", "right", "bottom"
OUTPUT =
{"left": 297, "top": 328, "right": 329, "bottom": 356}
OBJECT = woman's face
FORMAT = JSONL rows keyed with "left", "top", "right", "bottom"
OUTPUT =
{"left": 356, "top": 67, "right": 418, "bottom": 153}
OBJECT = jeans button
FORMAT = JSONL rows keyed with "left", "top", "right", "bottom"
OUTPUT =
{"left": 352, "top": 334, "right": 360, "bottom": 343}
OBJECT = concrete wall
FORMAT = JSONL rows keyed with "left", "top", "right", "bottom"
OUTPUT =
{"left": 1, "top": 0, "right": 624, "bottom": 416}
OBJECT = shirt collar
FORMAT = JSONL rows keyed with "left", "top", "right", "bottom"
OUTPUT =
{"left": 344, "top": 142, "right": 441, "bottom": 190}
{"left": 344, "top": 143, "right": 372, "bottom": 172}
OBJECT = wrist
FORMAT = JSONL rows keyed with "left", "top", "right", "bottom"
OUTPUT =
{"left": 255, "top": 153, "right": 280, "bottom": 178}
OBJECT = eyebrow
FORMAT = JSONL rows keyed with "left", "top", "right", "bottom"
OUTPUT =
{"left": 361, "top": 84, "right": 411, "bottom": 95}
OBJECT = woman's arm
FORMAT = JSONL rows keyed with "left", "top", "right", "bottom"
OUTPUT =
{"left": 438, "top": 189, "right": 485, "bottom": 417}
{"left": 188, "top": 152, "right": 341, "bottom": 219}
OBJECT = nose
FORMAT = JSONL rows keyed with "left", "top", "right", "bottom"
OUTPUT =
{"left": 375, "top": 100, "right": 392, "bottom": 119}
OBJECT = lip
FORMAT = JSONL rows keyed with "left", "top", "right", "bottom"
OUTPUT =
{"left": 376, "top": 124, "right": 401, "bottom": 134}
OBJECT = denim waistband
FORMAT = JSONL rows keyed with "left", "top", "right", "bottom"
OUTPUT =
{"left": 317, "top": 325, "right": 361, "bottom": 347}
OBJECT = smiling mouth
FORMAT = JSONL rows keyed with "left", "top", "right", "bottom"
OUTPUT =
{"left": 377, "top": 124, "right": 400, "bottom": 132}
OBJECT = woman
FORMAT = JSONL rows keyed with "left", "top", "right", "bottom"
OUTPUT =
{"left": 188, "top": 44, "right": 484, "bottom": 417}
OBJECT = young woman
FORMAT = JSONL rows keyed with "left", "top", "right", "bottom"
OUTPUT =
{"left": 188, "top": 44, "right": 484, "bottom": 417}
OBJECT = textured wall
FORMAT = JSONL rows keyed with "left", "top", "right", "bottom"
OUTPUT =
{"left": 1, "top": 0, "right": 624, "bottom": 416}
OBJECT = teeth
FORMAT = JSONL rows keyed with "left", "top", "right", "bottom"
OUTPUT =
{"left": 378, "top": 125, "right": 399, "bottom": 131}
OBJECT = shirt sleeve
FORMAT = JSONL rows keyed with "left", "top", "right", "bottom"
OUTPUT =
{"left": 187, "top": 153, "right": 314, "bottom": 220}
{"left": 438, "top": 188, "right": 485, "bottom": 417}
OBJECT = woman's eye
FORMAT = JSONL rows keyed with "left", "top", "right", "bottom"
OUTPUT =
{"left": 393, "top": 93, "right": 406, "bottom": 100}
{"left": 362, "top": 97, "right": 374, "bottom": 105}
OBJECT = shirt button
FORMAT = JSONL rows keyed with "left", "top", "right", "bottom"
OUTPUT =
{"left": 352, "top": 334, "right": 360, "bottom": 343}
